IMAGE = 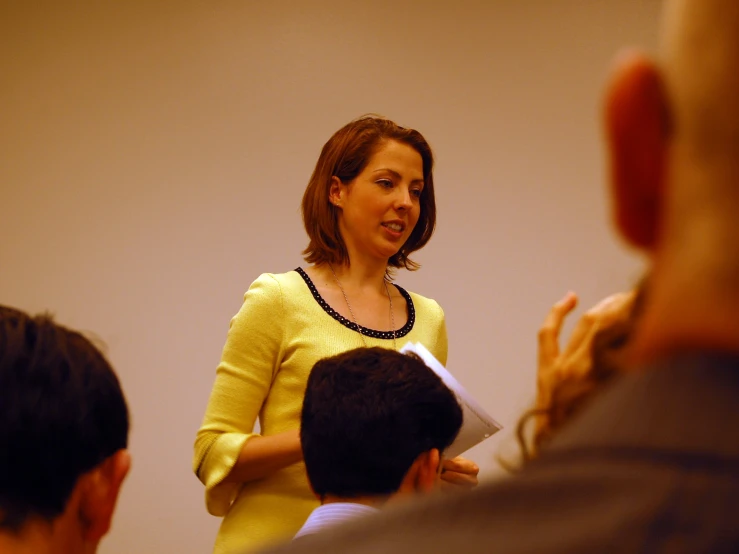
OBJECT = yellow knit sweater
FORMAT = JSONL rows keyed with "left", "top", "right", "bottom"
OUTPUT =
{"left": 193, "top": 269, "right": 448, "bottom": 554}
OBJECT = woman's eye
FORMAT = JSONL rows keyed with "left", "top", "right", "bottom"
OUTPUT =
{"left": 377, "top": 179, "right": 393, "bottom": 188}
{"left": 411, "top": 188, "right": 423, "bottom": 198}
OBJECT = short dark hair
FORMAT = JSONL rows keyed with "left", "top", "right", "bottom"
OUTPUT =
{"left": 0, "top": 306, "right": 130, "bottom": 531}
{"left": 301, "top": 347, "right": 462, "bottom": 499}
{"left": 301, "top": 114, "right": 437, "bottom": 273}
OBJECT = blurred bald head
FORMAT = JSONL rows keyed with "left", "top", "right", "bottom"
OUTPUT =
{"left": 662, "top": 0, "right": 739, "bottom": 248}
{"left": 603, "top": 0, "right": 739, "bottom": 357}
{"left": 661, "top": 0, "right": 739, "bottom": 159}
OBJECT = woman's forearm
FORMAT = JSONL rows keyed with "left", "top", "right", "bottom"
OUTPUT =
{"left": 222, "top": 429, "right": 303, "bottom": 484}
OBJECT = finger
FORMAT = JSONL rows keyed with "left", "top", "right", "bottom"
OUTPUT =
{"left": 597, "top": 290, "right": 637, "bottom": 322}
{"left": 560, "top": 291, "right": 637, "bottom": 375}
{"left": 559, "top": 291, "right": 631, "bottom": 359}
{"left": 442, "top": 456, "right": 479, "bottom": 476}
{"left": 440, "top": 470, "right": 479, "bottom": 488}
{"left": 538, "top": 292, "right": 578, "bottom": 366}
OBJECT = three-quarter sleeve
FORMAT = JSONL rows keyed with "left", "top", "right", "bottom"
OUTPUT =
{"left": 193, "top": 273, "right": 285, "bottom": 516}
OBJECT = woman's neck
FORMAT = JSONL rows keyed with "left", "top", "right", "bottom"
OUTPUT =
{"left": 323, "top": 258, "right": 389, "bottom": 295}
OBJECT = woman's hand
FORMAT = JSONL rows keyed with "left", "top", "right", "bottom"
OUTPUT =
{"left": 440, "top": 456, "right": 479, "bottom": 490}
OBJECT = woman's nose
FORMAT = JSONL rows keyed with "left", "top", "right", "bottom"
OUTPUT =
{"left": 395, "top": 186, "right": 413, "bottom": 209}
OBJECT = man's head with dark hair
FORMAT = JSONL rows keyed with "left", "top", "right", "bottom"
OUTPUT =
{"left": 301, "top": 347, "right": 462, "bottom": 502}
{"left": 0, "top": 305, "right": 130, "bottom": 553}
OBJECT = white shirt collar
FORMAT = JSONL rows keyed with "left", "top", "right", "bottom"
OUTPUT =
{"left": 294, "top": 502, "right": 380, "bottom": 540}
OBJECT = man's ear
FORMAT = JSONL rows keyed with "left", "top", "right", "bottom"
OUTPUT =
{"left": 328, "top": 176, "right": 345, "bottom": 208}
{"left": 399, "top": 449, "right": 441, "bottom": 494}
{"left": 78, "top": 449, "right": 131, "bottom": 543}
{"left": 603, "top": 49, "right": 670, "bottom": 251}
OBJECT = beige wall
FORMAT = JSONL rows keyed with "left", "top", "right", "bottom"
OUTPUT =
{"left": 0, "top": 1, "right": 659, "bottom": 552}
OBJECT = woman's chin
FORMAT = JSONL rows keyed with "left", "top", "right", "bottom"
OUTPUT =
{"left": 378, "top": 247, "right": 403, "bottom": 261}
{"left": 353, "top": 240, "right": 404, "bottom": 263}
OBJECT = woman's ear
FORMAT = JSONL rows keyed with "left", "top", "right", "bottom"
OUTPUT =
{"left": 328, "top": 176, "right": 344, "bottom": 208}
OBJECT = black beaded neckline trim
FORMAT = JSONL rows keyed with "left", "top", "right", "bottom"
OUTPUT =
{"left": 295, "top": 267, "right": 415, "bottom": 339}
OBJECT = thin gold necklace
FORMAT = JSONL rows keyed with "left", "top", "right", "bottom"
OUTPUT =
{"left": 328, "top": 263, "right": 397, "bottom": 350}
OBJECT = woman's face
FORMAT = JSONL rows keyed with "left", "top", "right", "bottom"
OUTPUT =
{"left": 330, "top": 140, "right": 424, "bottom": 263}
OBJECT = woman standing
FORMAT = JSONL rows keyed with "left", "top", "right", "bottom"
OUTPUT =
{"left": 194, "top": 115, "right": 477, "bottom": 554}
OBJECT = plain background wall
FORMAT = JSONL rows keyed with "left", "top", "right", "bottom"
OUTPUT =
{"left": 1, "top": 1, "right": 660, "bottom": 552}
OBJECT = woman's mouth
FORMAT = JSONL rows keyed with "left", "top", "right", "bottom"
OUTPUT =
{"left": 382, "top": 222, "right": 405, "bottom": 233}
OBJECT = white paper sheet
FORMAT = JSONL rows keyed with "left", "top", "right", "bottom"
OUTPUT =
{"left": 400, "top": 341, "right": 503, "bottom": 458}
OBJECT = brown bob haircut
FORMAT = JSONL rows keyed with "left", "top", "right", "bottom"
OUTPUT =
{"left": 302, "top": 114, "right": 436, "bottom": 273}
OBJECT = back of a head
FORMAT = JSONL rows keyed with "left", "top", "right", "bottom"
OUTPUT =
{"left": 661, "top": 0, "right": 739, "bottom": 238}
{"left": 0, "top": 306, "right": 129, "bottom": 531}
{"left": 662, "top": 0, "right": 739, "bottom": 154}
{"left": 301, "top": 347, "right": 462, "bottom": 499}
{"left": 603, "top": 0, "right": 739, "bottom": 355}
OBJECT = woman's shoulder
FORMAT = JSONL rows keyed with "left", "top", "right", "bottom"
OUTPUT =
{"left": 230, "top": 270, "right": 308, "bottom": 323}
{"left": 244, "top": 269, "right": 308, "bottom": 299}
{"left": 399, "top": 286, "right": 445, "bottom": 319}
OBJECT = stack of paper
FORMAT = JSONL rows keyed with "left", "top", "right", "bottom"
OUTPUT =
{"left": 400, "top": 341, "right": 502, "bottom": 458}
